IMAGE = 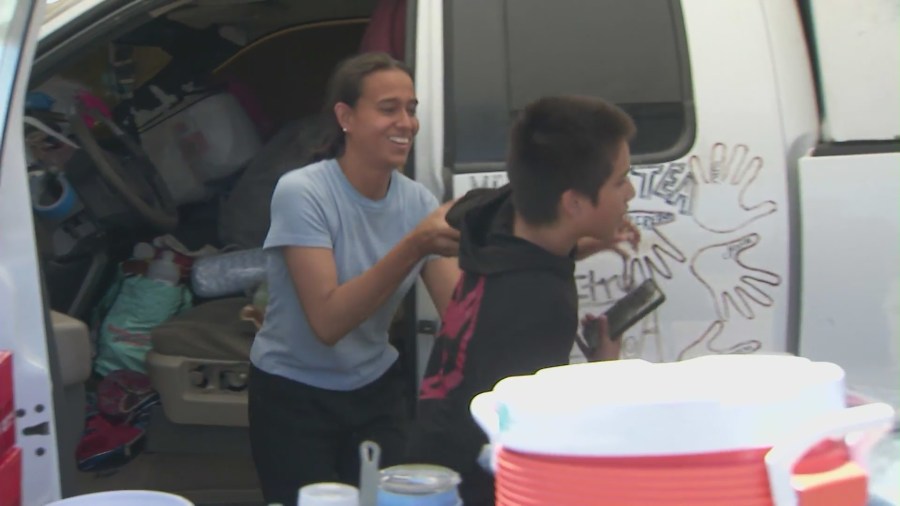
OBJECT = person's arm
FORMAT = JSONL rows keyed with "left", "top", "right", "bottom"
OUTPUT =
{"left": 574, "top": 219, "right": 641, "bottom": 261}
{"left": 421, "top": 257, "right": 461, "bottom": 317}
{"left": 286, "top": 201, "right": 460, "bottom": 346}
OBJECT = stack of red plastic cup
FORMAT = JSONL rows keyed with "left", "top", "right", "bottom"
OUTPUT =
{"left": 494, "top": 439, "right": 866, "bottom": 506}
{"left": 470, "top": 357, "right": 892, "bottom": 506}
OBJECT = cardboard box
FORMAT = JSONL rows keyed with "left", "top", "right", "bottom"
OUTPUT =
{"left": 0, "top": 352, "right": 12, "bottom": 456}
{"left": 0, "top": 446, "right": 21, "bottom": 506}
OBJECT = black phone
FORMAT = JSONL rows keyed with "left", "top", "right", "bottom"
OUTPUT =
{"left": 580, "top": 278, "right": 666, "bottom": 350}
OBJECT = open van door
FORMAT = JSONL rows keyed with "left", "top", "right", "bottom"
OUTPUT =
{"left": 0, "top": 0, "right": 64, "bottom": 504}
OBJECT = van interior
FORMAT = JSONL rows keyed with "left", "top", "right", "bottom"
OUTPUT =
{"left": 26, "top": 1, "right": 413, "bottom": 504}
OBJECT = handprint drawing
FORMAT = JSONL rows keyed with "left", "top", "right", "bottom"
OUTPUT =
{"left": 622, "top": 210, "right": 686, "bottom": 288}
{"left": 677, "top": 320, "right": 762, "bottom": 361}
{"left": 690, "top": 233, "right": 781, "bottom": 321}
{"left": 620, "top": 309, "right": 663, "bottom": 361}
{"left": 690, "top": 143, "right": 777, "bottom": 233}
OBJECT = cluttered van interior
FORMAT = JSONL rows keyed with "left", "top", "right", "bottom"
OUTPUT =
{"left": 25, "top": 0, "right": 409, "bottom": 503}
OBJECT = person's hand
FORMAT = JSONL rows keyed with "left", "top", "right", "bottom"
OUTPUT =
{"left": 579, "top": 314, "right": 622, "bottom": 362}
{"left": 412, "top": 201, "right": 461, "bottom": 257}
{"left": 576, "top": 219, "right": 641, "bottom": 260}
{"left": 612, "top": 219, "right": 641, "bottom": 256}
{"left": 689, "top": 233, "right": 782, "bottom": 320}
{"left": 689, "top": 143, "right": 777, "bottom": 233}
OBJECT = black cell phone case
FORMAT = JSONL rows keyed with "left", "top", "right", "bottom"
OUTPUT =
{"left": 581, "top": 278, "right": 666, "bottom": 349}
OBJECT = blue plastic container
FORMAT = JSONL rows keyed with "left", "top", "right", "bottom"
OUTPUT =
{"left": 376, "top": 464, "right": 461, "bottom": 506}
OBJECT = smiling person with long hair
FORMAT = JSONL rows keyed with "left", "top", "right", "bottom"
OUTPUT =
{"left": 247, "top": 52, "right": 460, "bottom": 505}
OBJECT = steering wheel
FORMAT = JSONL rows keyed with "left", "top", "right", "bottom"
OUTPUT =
{"left": 67, "top": 104, "right": 179, "bottom": 231}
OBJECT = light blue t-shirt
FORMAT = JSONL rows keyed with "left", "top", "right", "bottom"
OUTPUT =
{"left": 250, "top": 159, "right": 439, "bottom": 390}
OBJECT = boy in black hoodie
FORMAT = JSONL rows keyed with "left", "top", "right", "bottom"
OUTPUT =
{"left": 406, "top": 96, "right": 638, "bottom": 505}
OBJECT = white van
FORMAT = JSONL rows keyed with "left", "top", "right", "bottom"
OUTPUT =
{"left": 0, "top": 0, "right": 897, "bottom": 504}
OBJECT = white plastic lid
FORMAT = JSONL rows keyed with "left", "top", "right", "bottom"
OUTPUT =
{"left": 379, "top": 464, "right": 461, "bottom": 495}
{"left": 471, "top": 355, "right": 848, "bottom": 457}
{"left": 297, "top": 483, "right": 359, "bottom": 506}
{"left": 45, "top": 490, "right": 193, "bottom": 505}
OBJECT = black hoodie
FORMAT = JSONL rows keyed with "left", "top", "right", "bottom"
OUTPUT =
{"left": 407, "top": 185, "right": 578, "bottom": 505}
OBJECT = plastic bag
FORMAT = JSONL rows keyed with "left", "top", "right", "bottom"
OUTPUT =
{"left": 190, "top": 248, "right": 266, "bottom": 298}
{"left": 139, "top": 92, "right": 262, "bottom": 204}
{"left": 94, "top": 272, "right": 192, "bottom": 376}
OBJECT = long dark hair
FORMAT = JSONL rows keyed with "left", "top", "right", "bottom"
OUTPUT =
{"left": 312, "top": 52, "right": 414, "bottom": 162}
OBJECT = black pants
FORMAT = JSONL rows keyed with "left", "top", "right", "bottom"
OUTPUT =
{"left": 407, "top": 416, "right": 495, "bottom": 505}
{"left": 248, "top": 364, "right": 408, "bottom": 506}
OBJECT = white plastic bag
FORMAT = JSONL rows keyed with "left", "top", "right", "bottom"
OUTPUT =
{"left": 139, "top": 92, "right": 262, "bottom": 204}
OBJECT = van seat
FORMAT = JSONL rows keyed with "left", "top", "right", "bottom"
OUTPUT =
{"left": 151, "top": 297, "right": 255, "bottom": 361}
{"left": 147, "top": 297, "right": 255, "bottom": 427}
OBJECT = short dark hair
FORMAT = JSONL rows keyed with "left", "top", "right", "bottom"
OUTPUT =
{"left": 314, "top": 52, "right": 413, "bottom": 161}
{"left": 507, "top": 96, "right": 636, "bottom": 225}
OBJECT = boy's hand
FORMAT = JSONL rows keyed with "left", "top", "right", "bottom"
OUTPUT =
{"left": 580, "top": 314, "right": 622, "bottom": 362}
{"left": 611, "top": 219, "right": 641, "bottom": 256}
{"left": 412, "top": 201, "right": 461, "bottom": 257}
{"left": 575, "top": 219, "right": 641, "bottom": 260}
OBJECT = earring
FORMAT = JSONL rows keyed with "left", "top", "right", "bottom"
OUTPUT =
{"left": 342, "top": 127, "right": 348, "bottom": 133}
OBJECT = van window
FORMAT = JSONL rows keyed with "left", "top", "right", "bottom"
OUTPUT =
{"left": 444, "top": 0, "right": 694, "bottom": 170}
{"left": 0, "top": 0, "right": 36, "bottom": 181}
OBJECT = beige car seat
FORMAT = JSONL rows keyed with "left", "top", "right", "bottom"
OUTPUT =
{"left": 146, "top": 297, "right": 255, "bottom": 427}
{"left": 49, "top": 311, "right": 92, "bottom": 495}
